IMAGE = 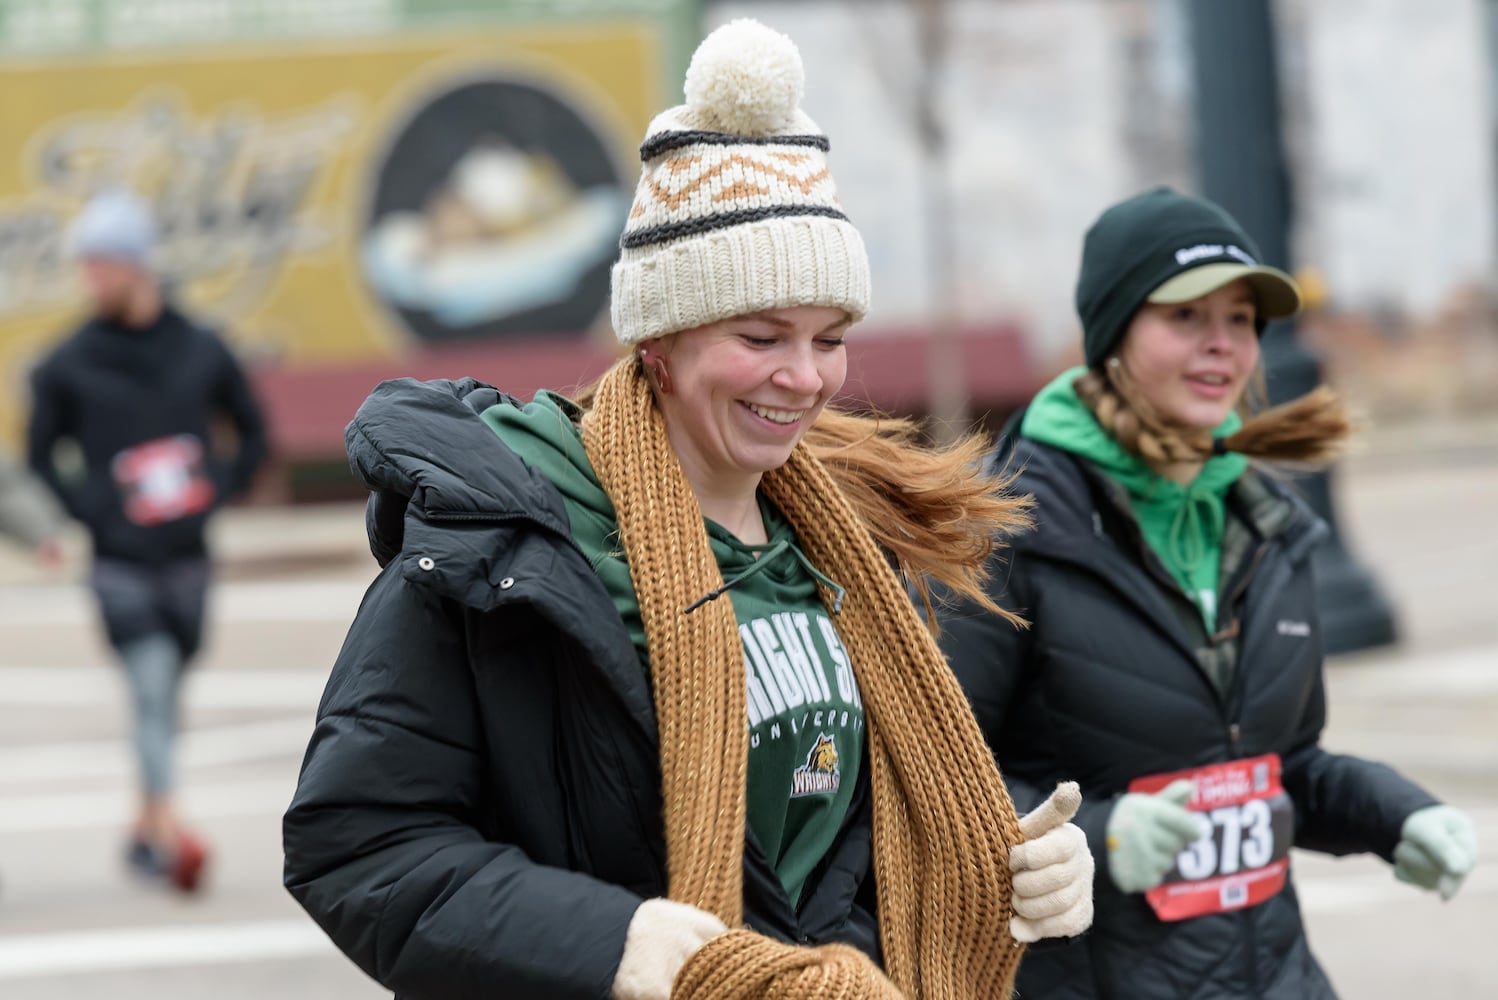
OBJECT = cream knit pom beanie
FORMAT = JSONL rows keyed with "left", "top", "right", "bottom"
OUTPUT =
{"left": 610, "top": 18, "right": 871, "bottom": 345}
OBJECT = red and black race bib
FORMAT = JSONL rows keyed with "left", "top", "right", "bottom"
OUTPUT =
{"left": 1129, "top": 754, "right": 1293, "bottom": 922}
{"left": 111, "top": 435, "right": 217, "bottom": 527}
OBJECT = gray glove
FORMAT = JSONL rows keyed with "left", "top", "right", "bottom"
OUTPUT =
{"left": 1395, "top": 805, "right": 1478, "bottom": 901}
{"left": 1105, "top": 779, "right": 1201, "bottom": 894}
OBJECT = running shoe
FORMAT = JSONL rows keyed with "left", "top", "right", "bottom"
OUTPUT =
{"left": 169, "top": 831, "right": 208, "bottom": 893}
{"left": 125, "top": 836, "right": 168, "bottom": 880}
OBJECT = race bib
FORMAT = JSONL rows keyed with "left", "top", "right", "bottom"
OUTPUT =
{"left": 1129, "top": 754, "right": 1293, "bottom": 922}
{"left": 111, "top": 435, "right": 217, "bottom": 526}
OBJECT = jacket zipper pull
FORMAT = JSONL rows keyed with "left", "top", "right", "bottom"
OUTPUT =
{"left": 1229, "top": 723, "right": 1243, "bottom": 755}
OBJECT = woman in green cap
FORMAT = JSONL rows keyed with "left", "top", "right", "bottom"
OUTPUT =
{"left": 936, "top": 187, "right": 1478, "bottom": 999}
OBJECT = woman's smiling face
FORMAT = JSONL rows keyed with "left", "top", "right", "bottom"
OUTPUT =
{"left": 648, "top": 304, "right": 851, "bottom": 493}
{"left": 1118, "top": 278, "right": 1260, "bottom": 430}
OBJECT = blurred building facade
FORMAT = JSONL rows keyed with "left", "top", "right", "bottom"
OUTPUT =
{"left": 0, "top": 0, "right": 1493, "bottom": 490}
{"left": 0, "top": 0, "right": 697, "bottom": 488}
{"left": 722, "top": 0, "right": 1498, "bottom": 399}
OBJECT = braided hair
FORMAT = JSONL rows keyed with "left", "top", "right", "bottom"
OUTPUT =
{"left": 1074, "top": 359, "right": 1352, "bottom": 473}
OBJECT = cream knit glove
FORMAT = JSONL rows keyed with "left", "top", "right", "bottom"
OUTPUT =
{"left": 1009, "top": 782, "right": 1096, "bottom": 943}
{"left": 611, "top": 898, "right": 728, "bottom": 1000}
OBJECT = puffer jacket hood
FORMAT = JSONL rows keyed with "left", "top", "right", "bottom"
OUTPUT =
{"left": 345, "top": 377, "right": 579, "bottom": 611}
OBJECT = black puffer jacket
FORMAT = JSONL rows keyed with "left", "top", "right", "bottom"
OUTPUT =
{"left": 27, "top": 306, "right": 266, "bottom": 564}
{"left": 282, "top": 378, "right": 879, "bottom": 1000}
{"left": 938, "top": 434, "right": 1436, "bottom": 1000}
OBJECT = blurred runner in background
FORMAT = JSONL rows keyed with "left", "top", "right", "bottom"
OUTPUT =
{"left": 26, "top": 189, "right": 268, "bottom": 893}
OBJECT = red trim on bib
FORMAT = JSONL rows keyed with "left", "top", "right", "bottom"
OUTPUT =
{"left": 1130, "top": 754, "right": 1292, "bottom": 922}
{"left": 112, "top": 435, "right": 217, "bottom": 527}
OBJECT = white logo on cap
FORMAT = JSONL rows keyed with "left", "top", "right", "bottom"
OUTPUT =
{"left": 1174, "top": 243, "right": 1257, "bottom": 266}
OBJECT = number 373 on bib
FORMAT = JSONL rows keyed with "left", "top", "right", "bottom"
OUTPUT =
{"left": 1130, "top": 754, "right": 1294, "bottom": 922}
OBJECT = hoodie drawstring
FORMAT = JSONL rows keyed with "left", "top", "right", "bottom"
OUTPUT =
{"left": 1168, "top": 491, "right": 1207, "bottom": 574}
{"left": 683, "top": 538, "right": 847, "bottom": 615}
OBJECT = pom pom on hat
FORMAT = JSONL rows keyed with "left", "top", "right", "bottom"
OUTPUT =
{"left": 684, "top": 18, "right": 804, "bottom": 136}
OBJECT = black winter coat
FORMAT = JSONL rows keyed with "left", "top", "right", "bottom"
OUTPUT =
{"left": 939, "top": 434, "right": 1436, "bottom": 1000}
{"left": 27, "top": 306, "right": 267, "bottom": 564}
{"left": 282, "top": 378, "right": 879, "bottom": 1000}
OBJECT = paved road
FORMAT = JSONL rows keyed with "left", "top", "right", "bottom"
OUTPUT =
{"left": 0, "top": 454, "right": 1494, "bottom": 998}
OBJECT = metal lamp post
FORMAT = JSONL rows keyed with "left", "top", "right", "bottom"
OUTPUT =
{"left": 1186, "top": 0, "right": 1398, "bottom": 653}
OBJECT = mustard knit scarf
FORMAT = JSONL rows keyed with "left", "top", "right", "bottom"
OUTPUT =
{"left": 580, "top": 360, "right": 1026, "bottom": 998}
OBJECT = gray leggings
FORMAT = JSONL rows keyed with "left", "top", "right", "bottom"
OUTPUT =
{"left": 119, "top": 633, "right": 185, "bottom": 796}
{"left": 89, "top": 558, "right": 208, "bottom": 797}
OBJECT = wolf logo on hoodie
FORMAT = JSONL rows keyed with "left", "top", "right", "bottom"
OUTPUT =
{"left": 791, "top": 733, "right": 841, "bottom": 798}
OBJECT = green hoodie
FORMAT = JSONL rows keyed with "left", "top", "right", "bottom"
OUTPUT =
{"left": 482, "top": 392, "right": 865, "bottom": 906}
{"left": 1020, "top": 368, "right": 1248, "bottom": 632}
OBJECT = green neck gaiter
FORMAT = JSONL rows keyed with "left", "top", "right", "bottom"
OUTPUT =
{"left": 1021, "top": 367, "right": 1248, "bottom": 631}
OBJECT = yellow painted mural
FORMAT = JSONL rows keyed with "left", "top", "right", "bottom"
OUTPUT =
{"left": 0, "top": 16, "right": 673, "bottom": 444}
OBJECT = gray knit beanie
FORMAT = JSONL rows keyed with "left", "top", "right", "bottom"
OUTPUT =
{"left": 67, "top": 190, "right": 158, "bottom": 267}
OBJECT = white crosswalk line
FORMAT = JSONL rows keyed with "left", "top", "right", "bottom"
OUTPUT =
{"left": 1327, "top": 643, "right": 1498, "bottom": 697}
{"left": 0, "top": 579, "right": 370, "bottom": 628}
{"left": 1297, "top": 861, "right": 1498, "bottom": 913}
{"left": 0, "top": 717, "right": 313, "bottom": 785}
{"left": 0, "top": 776, "right": 296, "bottom": 833}
{"left": 0, "top": 920, "right": 334, "bottom": 980}
{"left": 0, "top": 665, "right": 327, "bottom": 708}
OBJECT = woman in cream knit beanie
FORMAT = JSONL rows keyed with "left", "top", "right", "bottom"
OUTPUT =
{"left": 285, "top": 18, "right": 1092, "bottom": 1000}
{"left": 609, "top": 18, "right": 870, "bottom": 344}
